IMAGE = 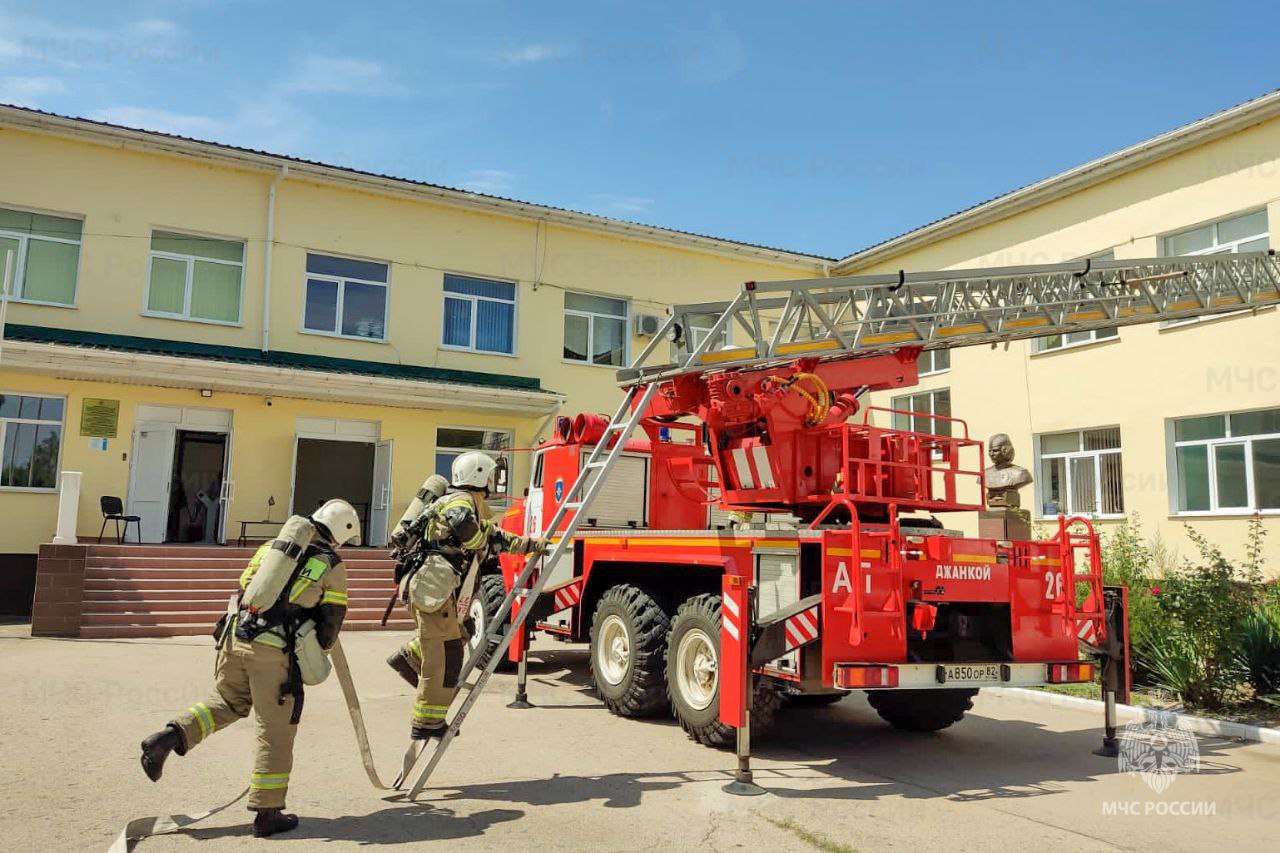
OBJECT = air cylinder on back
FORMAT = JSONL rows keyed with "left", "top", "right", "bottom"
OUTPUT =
{"left": 241, "top": 515, "right": 316, "bottom": 613}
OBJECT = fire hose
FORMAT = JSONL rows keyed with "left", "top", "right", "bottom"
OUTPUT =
{"left": 107, "top": 638, "right": 417, "bottom": 851}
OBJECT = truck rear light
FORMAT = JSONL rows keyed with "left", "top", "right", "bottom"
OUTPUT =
{"left": 1047, "top": 662, "right": 1095, "bottom": 683}
{"left": 834, "top": 664, "right": 899, "bottom": 689}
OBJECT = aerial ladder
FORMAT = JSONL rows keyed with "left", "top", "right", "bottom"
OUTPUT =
{"left": 400, "top": 251, "right": 1280, "bottom": 797}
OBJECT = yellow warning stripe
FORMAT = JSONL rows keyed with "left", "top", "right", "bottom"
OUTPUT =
{"left": 937, "top": 323, "right": 987, "bottom": 337}
{"left": 1211, "top": 296, "right": 1243, "bottom": 306}
{"left": 1117, "top": 306, "right": 1155, "bottom": 317}
{"left": 583, "top": 537, "right": 799, "bottom": 549}
{"left": 825, "top": 547, "right": 882, "bottom": 558}
{"left": 775, "top": 339, "right": 840, "bottom": 355}
{"left": 860, "top": 331, "right": 920, "bottom": 345}
{"left": 700, "top": 347, "right": 758, "bottom": 364}
{"left": 1067, "top": 310, "right": 1106, "bottom": 321}
{"left": 1031, "top": 556, "right": 1062, "bottom": 566}
{"left": 1005, "top": 317, "right": 1050, "bottom": 329}
{"left": 950, "top": 553, "right": 997, "bottom": 564}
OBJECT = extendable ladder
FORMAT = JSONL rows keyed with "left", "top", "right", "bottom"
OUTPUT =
{"left": 402, "top": 381, "right": 665, "bottom": 797}
{"left": 624, "top": 252, "right": 1280, "bottom": 386}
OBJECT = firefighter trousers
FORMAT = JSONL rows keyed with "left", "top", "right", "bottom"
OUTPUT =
{"left": 170, "top": 639, "right": 298, "bottom": 810}
{"left": 407, "top": 596, "right": 466, "bottom": 735}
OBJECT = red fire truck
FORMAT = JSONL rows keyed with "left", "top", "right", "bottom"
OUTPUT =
{"left": 458, "top": 253, "right": 1276, "bottom": 755}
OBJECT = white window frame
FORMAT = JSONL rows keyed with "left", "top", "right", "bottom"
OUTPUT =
{"left": 1161, "top": 210, "right": 1269, "bottom": 328}
{"left": 143, "top": 230, "right": 246, "bottom": 327}
{"left": 917, "top": 348, "right": 950, "bottom": 376}
{"left": 889, "top": 388, "right": 952, "bottom": 436}
{"left": 1034, "top": 427, "right": 1124, "bottom": 520}
{"left": 1169, "top": 409, "right": 1280, "bottom": 516}
{"left": 1033, "top": 250, "right": 1118, "bottom": 352}
{"left": 439, "top": 273, "right": 518, "bottom": 357}
{"left": 300, "top": 253, "right": 390, "bottom": 343}
{"left": 671, "top": 311, "right": 731, "bottom": 361}
{"left": 563, "top": 291, "right": 630, "bottom": 368}
{"left": 0, "top": 205, "right": 83, "bottom": 308}
{"left": 434, "top": 425, "right": 515, "bottom": 504}
{"left": 0, "top": 391, "right": 67, "bottom": 493}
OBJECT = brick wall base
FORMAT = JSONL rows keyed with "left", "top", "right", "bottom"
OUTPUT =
{"left": 31, "top": 544, "right": 87, "bottom": 637}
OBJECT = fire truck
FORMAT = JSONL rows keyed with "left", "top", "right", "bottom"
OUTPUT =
{"left": 399, "top": 251, "right": 1280, "bottom": 798}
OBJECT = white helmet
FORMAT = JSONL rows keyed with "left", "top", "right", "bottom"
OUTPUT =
{"left": 452, "top": 451, "right": 497, "bottom": 490}
{"left": 312, "top": 498, "right": 361, "bottom": 546}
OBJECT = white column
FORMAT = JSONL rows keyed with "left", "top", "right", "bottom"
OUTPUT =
{"left": 52, "top": 471, "right": 82, "bottom": 544}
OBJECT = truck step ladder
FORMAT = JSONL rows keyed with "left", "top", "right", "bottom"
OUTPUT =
{"left": 402, "top": 378, "right": 665, "bottom": 797}
{"left": 623, "top": 252, "right": 1280, "bottom": 386}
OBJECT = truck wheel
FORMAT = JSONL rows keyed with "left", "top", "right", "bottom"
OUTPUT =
{"left": 467, "top": 574, "right": 516, "bottom": 673}
{"left": 590, "top": 584, "right": 671, "bottom": 717}
{"left": 867, "top": 688, "right": 978, "bottom": 732}
{"left": 666, "top": 593, "right": 782, "bottom": 748}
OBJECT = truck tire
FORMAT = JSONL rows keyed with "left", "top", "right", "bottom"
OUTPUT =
{"left": 590, "top": 584, "right": 671, "bottom": 717}
{"left": 867, "top": 688, "right": 977, "bottom": 732}
{"left": 466, "top": 573, "right": 515, "bottom": 673}
{"left": 666, "top": 593, "right": 782, "bottom": 748}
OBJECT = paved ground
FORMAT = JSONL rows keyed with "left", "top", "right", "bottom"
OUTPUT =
{"left": 2, "top": 625, "right": 1277, "bottom": 853}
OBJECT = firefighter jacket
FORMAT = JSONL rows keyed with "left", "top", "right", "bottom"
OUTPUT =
{"left": 425, "top": 488, "right": 537, "bottom": 569}
{"left": 236, "top": 540, "right": 349, "bottom": 651}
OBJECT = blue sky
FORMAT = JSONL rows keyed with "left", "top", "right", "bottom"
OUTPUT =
{"left": 2, "top": 1, "right": 1278, "bottom": 259}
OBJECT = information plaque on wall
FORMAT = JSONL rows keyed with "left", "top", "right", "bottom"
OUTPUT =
{"left": 80, "top": 398, "right": 120, "bottom": 438}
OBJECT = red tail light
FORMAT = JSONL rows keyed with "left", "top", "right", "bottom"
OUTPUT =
{"left": 834, "top": 664, "right": 899, "bottom": 689}
{"left": 1047, "top": 661, "right": 1095, "bottom": 683}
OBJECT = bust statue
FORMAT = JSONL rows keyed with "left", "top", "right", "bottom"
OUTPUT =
{"left": 984, "top": 433, "right": 1032, "bottom": 508}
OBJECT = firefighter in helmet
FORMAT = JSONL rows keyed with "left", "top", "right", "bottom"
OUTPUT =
{"left": 137, "top": 498, "right": 360, "bottom": 838}
{"left": 386, "top": 451, "right": 545, "bottom": 740}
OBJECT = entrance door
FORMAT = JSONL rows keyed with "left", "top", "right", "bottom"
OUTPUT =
{"left": 127, "top": 423, "right": 177, "bottom": 543}
{"left": 369, "top": 439, "right": 394, "bottom": 547}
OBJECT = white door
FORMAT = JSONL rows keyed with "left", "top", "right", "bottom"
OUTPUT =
{"left": 217, "top": 429, "right": 234, "bottom": 544}
{"left": 127, "top": 423, "right": 176, "bottom": 543}
{"left": 369, "top": 439, "right": 394, "bottom": 547}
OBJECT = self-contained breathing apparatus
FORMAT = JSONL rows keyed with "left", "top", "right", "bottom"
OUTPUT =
{"left": 211, "top": 515, "right": 334, "bottom": 724}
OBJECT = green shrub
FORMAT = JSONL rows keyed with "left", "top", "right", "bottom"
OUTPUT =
{"left": 1100, "top": 516, "right": 1162, "bottom": 657}
{"left": 1236, "top": 602, "right": 1280, "bottom": 698}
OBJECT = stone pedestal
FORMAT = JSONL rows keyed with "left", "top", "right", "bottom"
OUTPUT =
{"left": 979, "top": 508, "right": 1031, "bottom": 541}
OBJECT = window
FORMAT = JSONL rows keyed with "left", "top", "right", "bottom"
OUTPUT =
{"left": 671, "top": 311, "right": 729, "bottom": 360}
{"left": 917, "top": 348, "right": 950, "bottom": 376}
{"left": 564, "top": 292, "right": 628, "bottom": 366}
{"left": 435, "top": 427, "right": 514, "bottom": 500}
{"left": 441, "top": 274, "right": 516, "bottom": 354}
{"left": 303, "top": 253, "right": 388, "bottom": 340}
{"left": 1172, "top": 408, "right": 1280, "bottom": 514}
{"left": 1034, "top": 250, "right": 1117, "bottom": 351}
{"left": 146, "top": 231, "right": 244, "bottom": 324}
{"left": 0, "top": 393, "right": 64, "bottom": 490}
{"left": 0, "top": 207, "right": 82, "bottom": 305}
{"left": 890, "top": 388, "right": 952, "bottom": 436}
{"left": 1161, "top": 210, "right": 1269, "bottom": 327}
{"left": 1036, "top": 427, "right": 1123, "bottom": 517}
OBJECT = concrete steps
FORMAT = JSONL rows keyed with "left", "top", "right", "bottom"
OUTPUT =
{"left": 77, "top": 543, "right": 408, "bottom": 639}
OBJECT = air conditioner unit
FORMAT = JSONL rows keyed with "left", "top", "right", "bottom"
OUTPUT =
{"left": 634, "top": 313, "right": 663, "bottom": 337}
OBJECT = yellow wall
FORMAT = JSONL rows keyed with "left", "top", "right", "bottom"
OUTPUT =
{"left": 847, "top": 117, "right": 1280, "bottom": 570}
{"left": 0, "top": 123, "right": 822, "bottom": 553}
{"left": 0, "top": 368, "right": 539, "bottom": 552}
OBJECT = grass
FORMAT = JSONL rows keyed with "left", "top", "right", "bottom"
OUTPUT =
{"left": 759, "top": 815, "right": 859, "bottom": 853}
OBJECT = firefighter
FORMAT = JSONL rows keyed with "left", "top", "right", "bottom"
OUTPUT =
{"left": 387, "top": 452, "right": 545, "bottom": 740}
{"left": 137, "top": 498, "right": 360, "bottom": 838}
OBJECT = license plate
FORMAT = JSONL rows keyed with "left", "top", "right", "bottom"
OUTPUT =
{"left": 941, "top": 664, "right": 1001, "bottom": 683}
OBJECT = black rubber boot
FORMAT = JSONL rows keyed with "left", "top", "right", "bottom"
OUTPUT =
{"left": 139, "top": 725, "right": 185, "bottom": 782}
{"left": 253, "top": 808, "right": 299, "bottom": 838}
{"left": 386, "top": 648, "right": 420, "bottom": 688}
{"left": 410, "top": 724, "right": 450, "bottom": 741}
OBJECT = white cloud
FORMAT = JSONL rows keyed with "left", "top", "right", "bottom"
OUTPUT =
{"left": 89, "top": 105, "right": 224, "bottom": 138}
{"left": 459, "top": 169, "right": 517, "bottom": 194}
{"left": 0, "top": 76, "right": 65, "bottom": 107}
{"left": 279, "top": 55, "right": 402, "bottom": 97}
{"left": 499, "top": 42, "right": 566, "bottom": 65}
{"left": 589, "top": 193, "right": 655, "bottom": 216}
